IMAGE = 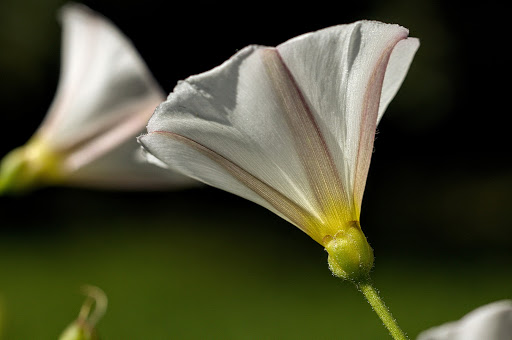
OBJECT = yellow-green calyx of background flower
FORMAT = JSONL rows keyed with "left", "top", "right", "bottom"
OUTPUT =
{"left": 0, "top": 138, "right": 63, "bottom": 194}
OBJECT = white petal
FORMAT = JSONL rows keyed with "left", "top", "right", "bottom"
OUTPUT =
{"left": 276, "top": 21, "right": 415, "bottom": 214}
{"left": 417, "top": 300, "right": 512, "bottom": 340}
{"left": 145, "top": 46, "right": 326, "bottom": 235}
{"left": 379, "top": 37, "right": 420, "bottom": 123}
{"left": 37, "top": 3, "right": 164, "bottom": 151}
{"left": 139, "top": 131, "right": 309, "bottom": 227}
{"left": 67, "top": 131, "right": 198, "bottom": 189}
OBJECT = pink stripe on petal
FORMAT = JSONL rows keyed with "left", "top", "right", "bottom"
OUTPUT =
{"left": 353, "top": 33, "right": 409, "bottom": 213}
{"left": 148, "top": 130, "right": 319, "bottom": 239}
{"left": 260, "top": 48, "right": 352, "bottom": 233}
{"left": 63, "top": 97, "right": 162, "bottom": 172}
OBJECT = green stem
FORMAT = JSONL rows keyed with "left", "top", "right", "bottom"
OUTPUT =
{"left": 355, "top": 279, "right": 408, "bottom": 340}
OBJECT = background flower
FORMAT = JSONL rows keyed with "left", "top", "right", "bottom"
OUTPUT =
{"left": 0, "top": 3, "right": 195, "bottom": 193}
{"left": 417, "top": 300, "right": 512, "bottom": 340}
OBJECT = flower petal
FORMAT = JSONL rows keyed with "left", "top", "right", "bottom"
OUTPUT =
{"left": 144, "top": 45, "right": 339, "bottom": 239}
{"left": 276, "top": 21, "right": 416, "bottom": 214}
{"left": 379, "top": 37, "right": 420, "bottom": 123}
{"left": 67, "top": 129, "right": 198, "bottom": 189}
{"left": 260, "top": 48, "right": 351, "bottom": 234}
{"left": 37, "top": 3, "right": 164, "bottom": 152}
{"left": 139, "top": 131, "right": 311, "bottom": 227}
{"left": 417, "top": 300, "right": 512, "bottom": 340}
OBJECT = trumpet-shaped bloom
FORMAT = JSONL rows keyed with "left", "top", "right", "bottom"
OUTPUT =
{"left": 417, "top": 300, "right": 512, "bottom": 340}
{"left": 0, "top": 3, "right": 194, "bottom": 193}
{"left": 139, "top": 21, "right": 419, "bottom": 279}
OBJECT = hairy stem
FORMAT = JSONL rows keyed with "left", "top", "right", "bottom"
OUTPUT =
{"left": 355, "top": 279, "right": 408, "bottom": 340}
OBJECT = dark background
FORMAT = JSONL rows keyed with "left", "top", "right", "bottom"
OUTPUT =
{"left": 0, "top": 0, "right": 510, "bottom": 339}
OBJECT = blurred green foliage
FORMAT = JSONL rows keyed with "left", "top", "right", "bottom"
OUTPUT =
{"left": 1, "top": 189, "right": 511, "bottom": 339}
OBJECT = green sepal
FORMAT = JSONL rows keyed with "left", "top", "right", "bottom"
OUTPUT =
{"left": 59, "top": 320, "right": 98, "bottom": 340}
{"left": 324, "top": 221, "right": 374, "bottom": 281}
{"left": 0, "top": 139, "right": 62, "bottom": 195}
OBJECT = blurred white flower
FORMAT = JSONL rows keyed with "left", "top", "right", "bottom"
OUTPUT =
{"left": 139, "top": 21, "right": 418, "bottom": 279}
{"left": 0, "top": 3, "right": 194, "bottom": 193}
{"left": 417, "top": 300, "right": 512, "bottom": 340}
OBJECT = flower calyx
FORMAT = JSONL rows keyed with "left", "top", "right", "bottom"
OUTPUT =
{"left": 0, "top": 138, "right": 62, "bottom": 194}
{"left": 59, "top": 285, "right": 107, "bottom": 340}
{"left": 324, "top": 221, "right": 374, "bottom": 282}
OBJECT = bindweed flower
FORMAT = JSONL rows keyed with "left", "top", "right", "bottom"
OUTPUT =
{"left": 59, "top": 285, "right": 107, "bottom": 340}
{"left": 139, "top": 21, "right": 419, "bottom": 282}
{"left": 0, "top": 3, "right": 194, "bottom": 194}
{"left": 417, "top": 300, "right": 512, "bottom": 340}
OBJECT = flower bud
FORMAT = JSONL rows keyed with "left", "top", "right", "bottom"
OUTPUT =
{"left": 324, "top": 221, "right": 374, "bottom": 281}
{"left": 59, "top": 321, "right": 97, "bottom": 340}
{"left": 58, "top": 286, "right": 107, "bottom": 340}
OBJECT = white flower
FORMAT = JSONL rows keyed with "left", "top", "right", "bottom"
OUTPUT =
{"left": 417, "top": 300, "right": 512, "bottom": 340}
{"left": 139, "top": 21, "right": 419, "bottom": 279}
{"left": 0, "top": 3, "right": 194, "bottom": 193}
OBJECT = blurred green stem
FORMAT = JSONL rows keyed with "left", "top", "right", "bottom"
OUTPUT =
{"left": 355, "top": 279, "right": 408, "bottom": 340}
